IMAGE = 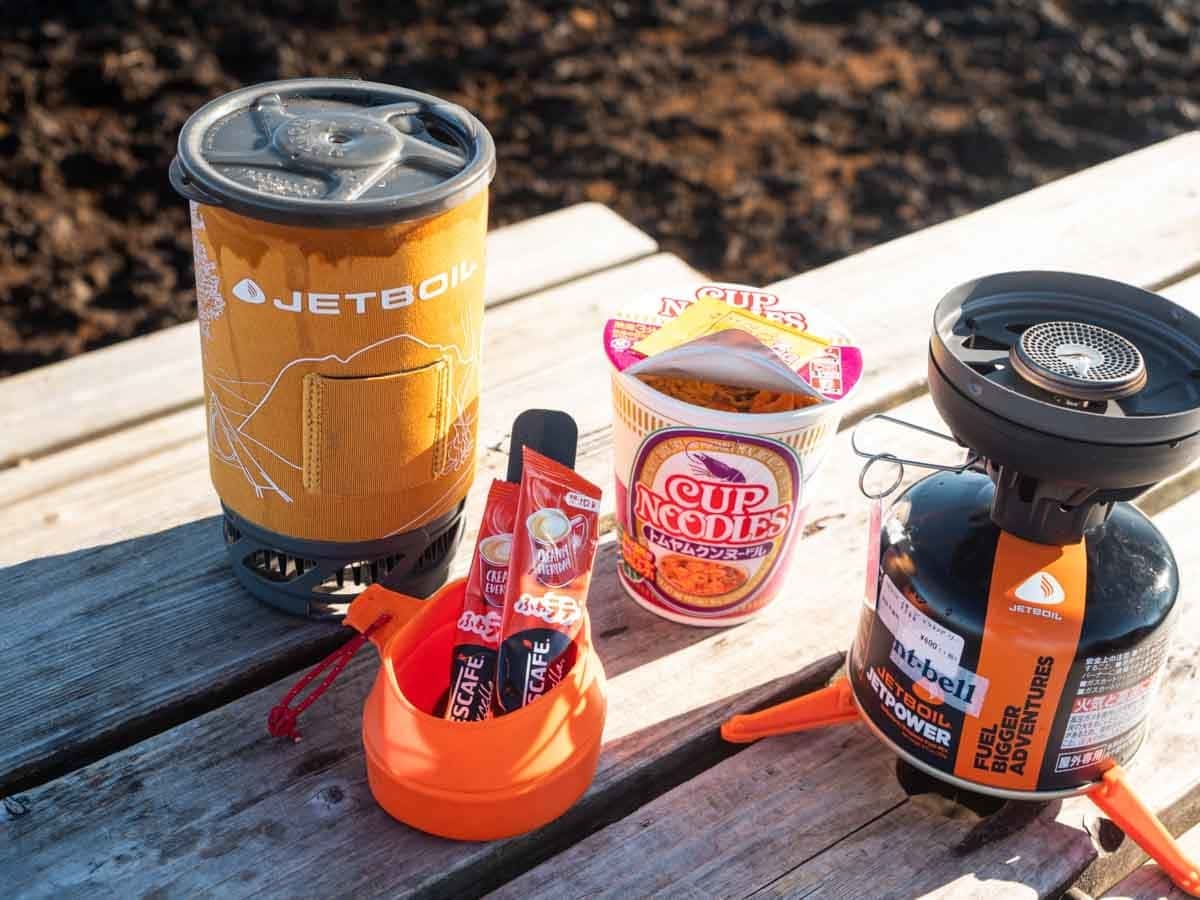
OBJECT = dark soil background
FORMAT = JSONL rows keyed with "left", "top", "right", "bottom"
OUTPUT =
{"left": 2, "top": 0, "right": 1198, "bottom": 376}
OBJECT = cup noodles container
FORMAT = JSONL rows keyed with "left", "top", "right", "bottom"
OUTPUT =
{"left": 606, "top": 282, "right": 863, "bottom": 626}
{"left": 170, "top": 79, "right": 496, "bottom": 618}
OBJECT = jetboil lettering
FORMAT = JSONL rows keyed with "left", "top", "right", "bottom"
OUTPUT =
{"left": 230, "top": 258, "right": 479, "bottom": 316}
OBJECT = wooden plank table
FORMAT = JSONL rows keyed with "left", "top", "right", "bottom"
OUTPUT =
{"left": 3, "top": 134, "right": 1200, "bottom": 899}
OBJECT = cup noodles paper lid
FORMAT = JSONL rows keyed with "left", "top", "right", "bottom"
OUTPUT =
{"left": 604, "top": 282, "right": 863, "bottom": 403}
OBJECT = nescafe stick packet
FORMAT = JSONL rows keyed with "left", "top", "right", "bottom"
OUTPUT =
{"left": 496, "top": 448, "right": 602, "bottom": 713}
{"left": 445, "top": 480, "right": 519, "bottom": 722}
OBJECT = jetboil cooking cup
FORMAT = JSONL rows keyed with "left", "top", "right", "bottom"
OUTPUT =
{"left": 722, "top": 272, "right": 1200, "bottom": 896}
{"left": 171, "top": 79, "right": 496, "bottom": 617}
{"left": 605, "top": 282, "right": 864, "bottom": 626}
{"left": 344, "top": 578, "right": 607, "bottom": 840}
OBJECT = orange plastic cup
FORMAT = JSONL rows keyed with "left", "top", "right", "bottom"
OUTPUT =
{"left": 345, "top": 579, "right": 607, "bottom": 840}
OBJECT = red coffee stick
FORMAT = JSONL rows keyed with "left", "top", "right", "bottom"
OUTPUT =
{"left": 496, "top": 448, "right": 602, "bottom": 713}
{"left": 445, "top": 480, "right": 519, "bottom": 722}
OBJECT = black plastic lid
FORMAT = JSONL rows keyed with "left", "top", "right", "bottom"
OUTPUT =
{"left": 170, "top": 78, "right": 496, "bottom": 228}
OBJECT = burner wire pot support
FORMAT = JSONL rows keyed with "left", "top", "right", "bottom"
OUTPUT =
{"left": 850, "top": 413, "right": 980, "bottom": 500}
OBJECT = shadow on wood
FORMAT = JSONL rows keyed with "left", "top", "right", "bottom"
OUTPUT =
{"left": 1, "top": 646, "right": 843, "bottom": 899}
{"left": 0, "top": 516, "right": 343, "bottom": 796}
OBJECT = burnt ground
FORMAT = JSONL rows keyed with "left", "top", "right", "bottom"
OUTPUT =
{"left": 1, "top": 1, "right": 1198, "bottom": 375}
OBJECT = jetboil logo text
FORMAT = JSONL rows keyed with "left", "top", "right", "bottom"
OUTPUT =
{"left": 228, "top": 258, "right": 479, "bottom": 316}
{"left": 1009, "top": 571, "right": 1066, "bottom": 621}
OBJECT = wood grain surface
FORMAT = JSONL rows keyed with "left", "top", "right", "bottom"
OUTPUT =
{"left": 1102, "top": 822, "right": 1200, "bottom": 899}
{"left": 8, "top": 391, "right": 1197, "bottom": 899}
{"left": 770, "top": 132, "right": 1200, "bottom": 425}
{"left": 6, "top": 136, "right": 1200, "bottom": 899}
{"left": 0, "top": 393, "right": 944, "bottom": 896}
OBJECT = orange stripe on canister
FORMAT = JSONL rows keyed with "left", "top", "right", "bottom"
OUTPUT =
{"left": 953, "top": 532, "right": 1087, "bottom": 791}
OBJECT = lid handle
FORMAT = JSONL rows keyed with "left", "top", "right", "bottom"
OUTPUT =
{"left": 344, "top": 583, "right": 426, "bottom": 650}
{"left": 169, "top": 156, "right": 223, "bottom": 207}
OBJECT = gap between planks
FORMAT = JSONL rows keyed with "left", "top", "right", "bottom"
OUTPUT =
{"left": 8, "top": 131, "right": 1200, "bottom": 501}
{"left": 3, "top": 199, "right": 1200, "bottom": 791}
{"left": 6, "top": 393, "right": 1200, "bottom": 899}
{"left": 11, "top": 153, "right": 1200, "bottom": 564}
{"left": 0, "top": 251, "right": 701, "bottom": 798}
{"left": 1101, "top": 820, "right": 1200, "bottom": 899}
{"left": 0, "top": 394, "right": 949, "bottom": 896}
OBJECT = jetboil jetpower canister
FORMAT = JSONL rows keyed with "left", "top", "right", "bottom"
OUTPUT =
{"left": 722, "top": 271, "right": 1200, "bottom": 896}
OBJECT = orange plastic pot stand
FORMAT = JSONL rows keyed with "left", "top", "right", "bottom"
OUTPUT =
{"left": 721, "top": 678, "right": 861, "bottom": 743}
{"left": 1089, "top": 766, "right": 1200, "bottom": 897}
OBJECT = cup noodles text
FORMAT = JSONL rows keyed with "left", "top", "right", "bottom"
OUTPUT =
{"left": 619, "top": 428, "right": 803, "bottom": 620}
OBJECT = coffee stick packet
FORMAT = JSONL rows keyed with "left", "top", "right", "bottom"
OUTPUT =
{"left": 445, "top": 480, "right": 519, "bottom": 722}
{"left": 496, "top": 448, "right": 602, "bottom": 714}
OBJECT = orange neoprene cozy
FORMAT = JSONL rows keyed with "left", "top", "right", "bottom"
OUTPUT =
{"left": 192, "top": 194, "right": 486, "bottom": 543}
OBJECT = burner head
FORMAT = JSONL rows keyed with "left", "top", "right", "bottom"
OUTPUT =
{"left": 927, "top": 271, "right": 1200, "bottom": 543}
{"left": 1011, "top": 320, "right": 1147, "bottom": 401}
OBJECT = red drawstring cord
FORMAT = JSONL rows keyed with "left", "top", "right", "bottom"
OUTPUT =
{"left": 267, "top": 614, "right": 391, "bottom": 742}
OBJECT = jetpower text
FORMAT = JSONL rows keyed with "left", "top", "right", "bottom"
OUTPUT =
{"left": 867, "top": 666, "right": 953, "bottom": 752}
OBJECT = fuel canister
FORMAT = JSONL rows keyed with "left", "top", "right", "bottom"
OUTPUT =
{"left": 849, "top": 469, "right": 1177, "bottom": 798}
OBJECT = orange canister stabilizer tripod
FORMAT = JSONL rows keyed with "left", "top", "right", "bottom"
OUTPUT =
{"left": 722, "top": 680, "right": 1199, "bottom": 896}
